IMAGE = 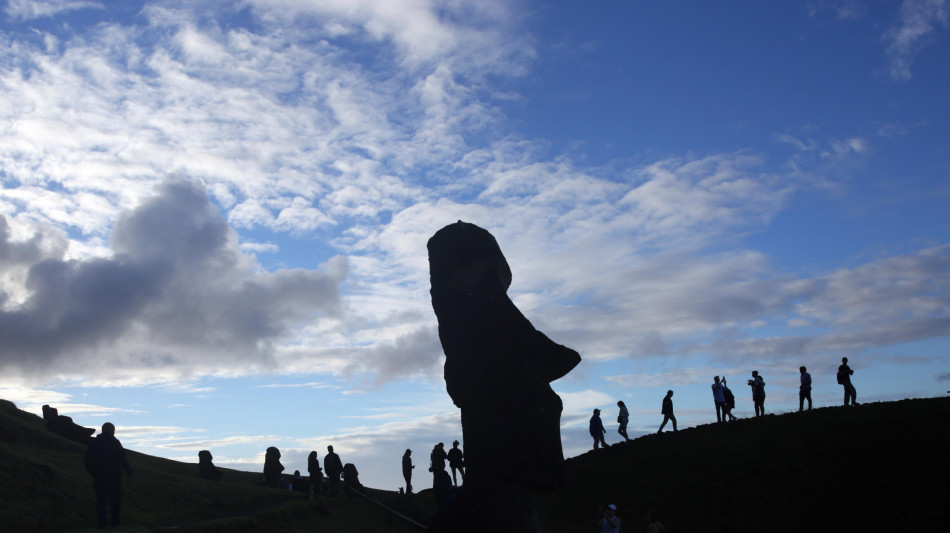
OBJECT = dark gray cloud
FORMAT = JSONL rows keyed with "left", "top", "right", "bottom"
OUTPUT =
{"left": 0, "top": 177, "right": 346, "bottom": 380}
{"left": 937, "top": 372, "right": 950, "bottom": 382}
{"left": 343, "top": 325, "right": 444, "bottom": 386}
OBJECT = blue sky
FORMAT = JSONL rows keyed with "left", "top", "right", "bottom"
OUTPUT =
{"left": 0, "top": 0, "right": 948, "bottom": 492}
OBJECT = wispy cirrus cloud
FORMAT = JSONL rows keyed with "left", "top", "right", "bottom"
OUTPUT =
{"left": 884, "top": 0, "right": 949, "bottom": 81}
{"left": 3, "top": 0, "right": 103, "bottom": 21}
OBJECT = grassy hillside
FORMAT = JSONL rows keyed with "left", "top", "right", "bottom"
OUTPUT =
{"left": 547, "top": 397, "right": 950, "bottom": 533}
{"left": 3, "top": 397, "right": 948, "bottom": 532}
{"left": 0, "top": 399, "right": 430, "bottom": 532}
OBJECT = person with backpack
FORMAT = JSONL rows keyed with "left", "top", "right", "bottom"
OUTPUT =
{"left": 748, "top": 371, "right": 766, "bottom": 417}
{"left": 837, "top": 357, "right": 859, "bottom": 406}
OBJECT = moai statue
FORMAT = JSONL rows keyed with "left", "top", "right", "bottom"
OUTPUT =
{"left": 428, "top": 221, "right": 581, "bottom": 532}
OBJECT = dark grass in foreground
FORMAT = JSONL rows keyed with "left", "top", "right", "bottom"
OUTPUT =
{"left": 3, "top": 397, "right": 949, "bottom": 532}
{"left": 547, "top": 397, "right": 950, "bottom": 533}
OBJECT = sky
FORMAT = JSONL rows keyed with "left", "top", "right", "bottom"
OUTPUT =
{"left": 0, "top": 0, "right": 948, "bottom": 492}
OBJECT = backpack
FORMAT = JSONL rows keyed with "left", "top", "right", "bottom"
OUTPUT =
{"left": 836, "top": 370, "right": 844, "bottom": 384}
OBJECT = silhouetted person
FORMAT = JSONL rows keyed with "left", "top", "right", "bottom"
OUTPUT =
{"left": 590, "top": 408, "right": 608, "bottom": 449}
{"left": 262, "top": 446, "right": 284, "bottom": 488}
{"left": 307, "top": 451, "right": 323, "bottom": 499}
{"left": 596, "top": 503, "right": 621, "bottom": 533}
{"left": 198, "top": 450, "right": 223, "bottom": 481}
{"left": 838, "top": 357, "right": 858, "bottom": 406}
{"left": 799, "top": 366, "right": 813, "bottom": 411}
{"left": 749, "top": 370, "right": 766, "bottom": 417}
{"left": 84, "top": 422, "right": 133, "bottom": 529}
{"left": 712, "top": 376, "right": 727, "bottom": 423}
{"left": 658, "top": 390, "right": 677, "bottom": 433}
{"left": 402, "top": 449, "right": 414, "bottom": 494}
{"left": 617, "top": 401, "right": 630, "bottom": 442}
{"left": 428, "top": 221, "right": 581, "bottom": 531}
{"left": 324, "top": 445, "right": 343, "bottom": 496}
{"left": 646, "top": 510, "right": 664, "bottom": 533}
{"left": 430, "top": 442, "right": 447, "bottom": 480}
{"left": 342, "top": 463, "right": 363, "bottom": 495}
{"left": 721, "top": 377, "right": 738, "bottom": 421}
{"left": 447, "top": 440, "right": 465, "bottom": 486}
{"left": 291, "top": 470, "right": 307, "bottom": 492}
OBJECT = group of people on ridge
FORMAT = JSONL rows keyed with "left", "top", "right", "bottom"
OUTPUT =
{"left": 399, "top": 440, "right": 464, "bottom": 510}
{"left": 589, "top": 358, "right": 861, "bottom": 448}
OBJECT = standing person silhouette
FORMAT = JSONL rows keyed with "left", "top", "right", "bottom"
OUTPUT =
{"left": 721, "top": 377, "right": 738, "bottom": 421}
{"left": 307, "top": 451, "right": 323, "bottom": 499}
{"left": 657, "top": 390, "right": 677, "bottom": 433}
{"left": 799, "top": 366, "right": 813, "bottom": 411}
{"left": 324, "top": 445, "right": 343, "bottom": 497}
{"left": 749, "top": 371, "right": 766, "bottom": 417}
{"left": 84, "top": 422, "right": 133, "bottom": 529}
{"left": 447, "top": 440, "right": 465, "bottom": 486}
{"left": 429, "top": 442, "right": 447, "bottom": 475}
{"left": 712, "top": 376, "right": 726, "bottom": 423}
{"left": 838, "top": 357, "right": 859, "bottom": 406}
{"left": 616, "top": 401, "right": 630, "bottom": 442}
{"left": 402, "top": 449, "right": 414, "bottom": 494}
{"left": 589, "top": 408, "right": 608, "bottom": 449}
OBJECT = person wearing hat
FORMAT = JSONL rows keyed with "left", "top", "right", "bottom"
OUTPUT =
{"left": 447, "top": 440, "right": 464, "bottom": 486}
{"left": 589, "top": 408, "right": 608, "bottom": 450}
{"left": 597, "top": 503, "right": 621, "bottom": 533}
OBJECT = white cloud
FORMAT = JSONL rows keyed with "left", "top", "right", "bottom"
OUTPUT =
{"left": 4, "top": 0, "right": 103, "bottom": 21}
{"left": 884, "top": 0, "right": 949, "bottom": 81}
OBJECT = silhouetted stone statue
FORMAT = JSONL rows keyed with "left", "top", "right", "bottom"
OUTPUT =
{"left": 43, "top": 404, "right": 94, "bottom": 445}
{"left": 262, "top": 446, "right": 284, "bottom": 488}
{"left": 428, "top": 221, "right": 581, "bottom": 532}
{"left": 342, "top": 463, "right": 363, "bottom": 495}
{"left": 198, "top": 450, "right": 223, "bottom": 481}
